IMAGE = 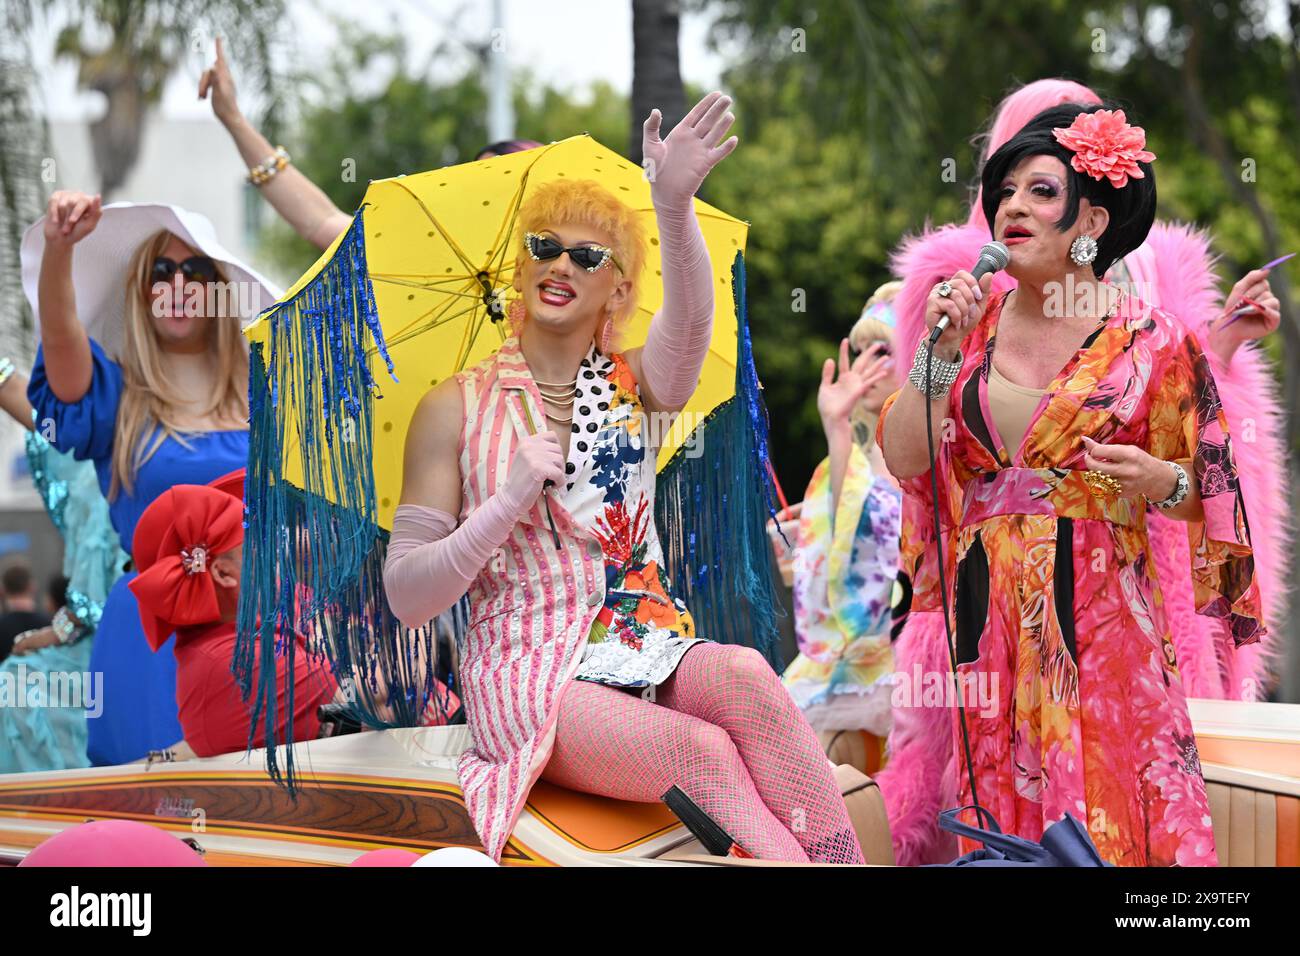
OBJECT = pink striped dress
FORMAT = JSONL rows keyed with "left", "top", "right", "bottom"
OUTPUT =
{"left": 454, "top": 335, "right": 703, "bottom": 861}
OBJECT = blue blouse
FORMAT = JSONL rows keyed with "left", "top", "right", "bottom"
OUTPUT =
{"left": 27, "top": 338, "right": 249, "bottom": 550}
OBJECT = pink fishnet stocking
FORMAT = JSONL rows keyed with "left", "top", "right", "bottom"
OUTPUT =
{"left": 542, "top": 643, "right": 865, "bottom": 864}
{"left": 656, "top": 643, "right": 865, "bottom": 864}
{"left": 541, "top": 676, "right": 808, "bottom": 861}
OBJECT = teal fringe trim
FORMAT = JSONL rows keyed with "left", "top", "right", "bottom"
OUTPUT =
{"left": 237, "top": 209, "right": 453, "bottom": 791}
{"left": 654, "top": 251, "right": 787, "bottom": 669}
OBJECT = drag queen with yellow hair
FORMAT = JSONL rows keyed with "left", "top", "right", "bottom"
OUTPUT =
{"left": 383, "top": 92, "right": 865, "bottom": 864}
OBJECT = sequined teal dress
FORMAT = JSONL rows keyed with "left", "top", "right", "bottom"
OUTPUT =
{"left": 0, "top": 425, "right": 125, "bottom": 772}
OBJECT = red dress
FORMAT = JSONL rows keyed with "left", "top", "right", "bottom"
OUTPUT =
{"left": 173, "top": 621, "right": 337, "bottom": 758}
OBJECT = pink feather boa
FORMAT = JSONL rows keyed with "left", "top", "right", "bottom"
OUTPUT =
{"left": 877, "top": 220, "right": 1291, "bottom": 864}
{"left": 875, "top": 612, "right": 958, "bottom": 866}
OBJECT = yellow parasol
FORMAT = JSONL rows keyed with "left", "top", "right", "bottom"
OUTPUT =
{"left": 243, "top": 134, "right": 748, "bottom": 530}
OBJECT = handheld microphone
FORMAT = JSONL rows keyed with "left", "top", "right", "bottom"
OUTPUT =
{"left": 928, "top": 241, "right": 1011, "bottom": 343}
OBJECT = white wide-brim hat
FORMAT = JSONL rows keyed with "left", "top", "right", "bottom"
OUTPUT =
{"left": 21, "top": 202, "right": 283, "bottom": 360}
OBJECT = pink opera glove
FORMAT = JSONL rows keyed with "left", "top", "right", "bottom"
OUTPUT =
{"left": 383, "top": 505, "right": 459, "bottom": 628}
{"left": 383, "top": 432, "right": 564, "bottom": 628}
{"left": 641, "top": 200, "right": 714, "bottom": 410}
{"left": 640, "top": 92, "right": 738, "bottom": 410}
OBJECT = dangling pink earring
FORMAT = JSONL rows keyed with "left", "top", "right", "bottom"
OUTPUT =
{"left": 599, "top": 315, "right": 615, "bottom": 354}
{"left": 507, "top": 298, "right": 526, "bottom": 335}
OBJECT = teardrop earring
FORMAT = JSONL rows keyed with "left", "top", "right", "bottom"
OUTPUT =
{"left": 1070, "top": 234, "right": 1098, "bottom": 267}
{"left": 599, "top": 315, "right": 615, "bottom": 355}
{"left": 507, "top": 298, "right": 526, "bottom": 334}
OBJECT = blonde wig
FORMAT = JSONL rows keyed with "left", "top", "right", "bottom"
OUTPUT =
{"left": 848, "top": 279, "right": 902, "bottom": 447}
{"left": 514, "top": 179, "right": 648, "bottom": 351}
{"left": 110, "top": 230, "right": 249, "bottom": 499}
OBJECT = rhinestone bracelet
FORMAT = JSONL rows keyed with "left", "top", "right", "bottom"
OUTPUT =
{"left": 51, "top": 606, "right": 84, "bottom": 645}
{"left": 1152, "top": 460, "right": 1190, "bottom": 510}
{"left": 907, "top": 338, "right": 963, "bottom": 399}
{"left": 247, "top": 146, "right": 291, "bottom": 187}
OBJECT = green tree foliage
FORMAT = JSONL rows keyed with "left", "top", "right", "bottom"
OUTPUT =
{"left": 1, "top": 0, "right": 47, "bottom": 354}
{"left": 257, "top": 22, "right": 628, "bottom": 277}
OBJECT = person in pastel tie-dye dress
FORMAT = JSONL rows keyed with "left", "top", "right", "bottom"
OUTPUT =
{"left": 784, "top": 285, "right": 903, "bottom": 741}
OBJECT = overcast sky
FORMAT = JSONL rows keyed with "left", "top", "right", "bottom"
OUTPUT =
{"left": 30, "top": 0, "right": 732, "bottom": 123}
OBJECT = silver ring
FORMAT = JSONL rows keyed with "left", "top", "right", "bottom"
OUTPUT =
{"left": 937, "top": 281, "right": 953, "bottom": 298}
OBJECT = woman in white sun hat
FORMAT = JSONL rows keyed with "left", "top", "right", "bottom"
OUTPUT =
{"left": 23, "top": 192, "right": 281, "bottom": 766}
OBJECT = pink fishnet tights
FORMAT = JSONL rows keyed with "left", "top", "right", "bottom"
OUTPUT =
{"left": 541, "top": 642, "right": 865, "bottom": 864}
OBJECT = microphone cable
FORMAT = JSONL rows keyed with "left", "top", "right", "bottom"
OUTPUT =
{"left": 924, "top": 333, "right": 984, "bottom": 821}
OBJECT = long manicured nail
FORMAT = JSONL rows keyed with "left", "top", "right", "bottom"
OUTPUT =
{"left": 973, "top": 285, "right": 983, "bottom": 300}
{"left": 968, "top": 304, "right": 978, "bottom": 320}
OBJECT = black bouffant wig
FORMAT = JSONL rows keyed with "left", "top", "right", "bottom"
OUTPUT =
{"left": 980, "top": 102, "right": 1156, "bottom": 278}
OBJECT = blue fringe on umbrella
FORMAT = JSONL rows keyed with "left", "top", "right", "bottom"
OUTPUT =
{"left": 653, "top": 251, "right": 787, "bottom": 669}
{"left": 236, "top": 209, "right": 456, "bottom": 790}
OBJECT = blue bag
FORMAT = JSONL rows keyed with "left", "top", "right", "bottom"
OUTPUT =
{"left": 927, "top": 806, "right": 1113, "bottom": 867}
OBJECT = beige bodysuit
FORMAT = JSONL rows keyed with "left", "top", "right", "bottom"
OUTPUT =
{"left": 987, "top": 362, "right": 1046, "bottom": 459}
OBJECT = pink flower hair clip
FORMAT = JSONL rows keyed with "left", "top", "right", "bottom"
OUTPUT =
{"left": 1052, "top": 109, "right": 1156, "bottom": 188}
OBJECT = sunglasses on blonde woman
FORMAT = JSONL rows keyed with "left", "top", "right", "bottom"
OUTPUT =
{"left": 150, "top": 255, "right": 218, "bottom": 286}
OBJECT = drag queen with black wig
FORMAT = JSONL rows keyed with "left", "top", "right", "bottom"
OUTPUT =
{"left": 879, "top": 79, "right": 1289, "bottom": 866}
{"left": 878, "top": 102, "right": 1265, "bottom": 865}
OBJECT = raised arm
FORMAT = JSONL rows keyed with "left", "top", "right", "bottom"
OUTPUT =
{"left": 631, "top": 92, "right": 738, "bottom": 417}
{"left": 880, "top": 270, "right": 992, "bottom": 480}
{"left": 36, "top": 191, "right": 100, "bottom": 403}
{"left": 0, "top": 367, "right": 33, "bottom": 430}
{"left": 818, "top": 339, "right": 891, "bottom": 514}
{"left": 200, "top": 37, "right": 352, "bottom": 251}
{"left": 382, "top": 380, "right": 565, "bottom": 628}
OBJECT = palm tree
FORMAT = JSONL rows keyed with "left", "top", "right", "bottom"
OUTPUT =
{"left": 631, "top": 0, "right": 687, "bottom": 167}
{"left": 49, "top": 0, "right": 287, "bottom": 198}
{"left": 0, "top": 0, "right": 48, "bottom": 355}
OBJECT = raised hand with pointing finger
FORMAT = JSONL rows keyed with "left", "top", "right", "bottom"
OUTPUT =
{"left": 200, "top": 37, "right": 352, "bottom": 251}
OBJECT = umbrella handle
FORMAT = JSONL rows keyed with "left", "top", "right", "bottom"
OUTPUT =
{"left": 516, "top": 395, "right": 563, "bottom": 549}
{"left": 539, "top": 479, "right": 562, "bottom": 548}
{"left": 477, "top": 271, "right": 506, "bottom": 323}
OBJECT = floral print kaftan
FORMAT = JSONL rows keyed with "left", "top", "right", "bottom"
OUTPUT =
{"left": 876, "top": 290, "right": 1266, "bottom": 866}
